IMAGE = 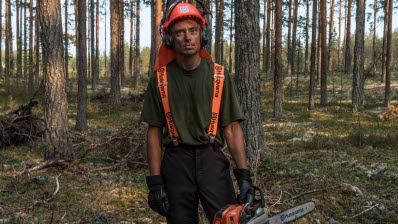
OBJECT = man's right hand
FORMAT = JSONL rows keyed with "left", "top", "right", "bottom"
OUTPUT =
{"left": 146, "top": 175, "right": 170, "bottom": 217}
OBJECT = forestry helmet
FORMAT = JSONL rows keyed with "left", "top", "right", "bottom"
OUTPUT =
{"left": 160, "top": 0, "right": 210, "bottom": 49}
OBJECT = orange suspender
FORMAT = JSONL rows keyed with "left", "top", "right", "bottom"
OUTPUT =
{"left": 156, "top": 63, "right": 225, "bottom": 145}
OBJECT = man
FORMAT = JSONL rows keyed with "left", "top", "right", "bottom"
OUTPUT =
{"left": 141, "top": 1, "right": 253, "bottom": 223}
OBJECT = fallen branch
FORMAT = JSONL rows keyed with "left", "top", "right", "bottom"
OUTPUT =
{"left": 352, "top": 204, "right": 380, "bottom": 218}
{"left": 21, "top": 160, "right": 69, "bottom": 174}
{"left": 27, "top": 174, "right": 62, "bottom": 209}
{"left": 270, "top": 191, "right": 283, "bottom": 207}
{"left": 288, "top": 189, "right": 321, "bottom": 201}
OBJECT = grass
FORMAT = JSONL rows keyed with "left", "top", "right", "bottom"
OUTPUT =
{"left": 1, "top": 72, "right": 398, "bottom": 223}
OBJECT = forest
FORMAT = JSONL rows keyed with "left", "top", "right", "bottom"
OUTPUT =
{"left": 0, "top": 0, "right": 397, "bottom": 223}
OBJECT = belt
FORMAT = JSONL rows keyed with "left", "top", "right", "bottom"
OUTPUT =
{"left": 167, "top": 142, "right": 220, "bottom": 150}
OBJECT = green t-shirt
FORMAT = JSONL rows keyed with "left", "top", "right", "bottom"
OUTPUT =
{"left": 141, "top": 58, "right": 245, "bottom": 146}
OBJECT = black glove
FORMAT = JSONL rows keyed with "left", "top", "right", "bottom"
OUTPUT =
{"left": 146, "top": 175, "right": 170, "bottom": 217}
{"left": 233, "top": 168, "right": 254, "bottom": 204}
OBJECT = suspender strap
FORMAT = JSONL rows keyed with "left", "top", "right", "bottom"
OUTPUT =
{"left": 156, "top": 66, "right": 179, "bottom": 145}
{"left": 208, "top": 63, "right": 225, "bottom": 143}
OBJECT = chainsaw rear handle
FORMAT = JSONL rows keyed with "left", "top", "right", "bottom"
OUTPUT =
{"left": 240, "top": 186, "right": 265, "bottom": 224}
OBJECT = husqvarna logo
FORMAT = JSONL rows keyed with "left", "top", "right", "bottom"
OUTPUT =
{"left": 180, "top": 5, "right": 190, "bottom": 13}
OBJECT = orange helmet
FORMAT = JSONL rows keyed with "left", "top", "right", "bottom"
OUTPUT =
{"left": 161, "top": 1, "right": 209, "bottom": 35}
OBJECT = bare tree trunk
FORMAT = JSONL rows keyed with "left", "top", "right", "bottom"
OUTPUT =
{"left": 95, "top": 0, "right": 99, "bottom": 81}
{"left": 149, "top": 0, "right": 161, "bottom": 72}
{"left": 90, "top": 0, "right": 96, "bottom": 90}
{"left": 265, "top": 0, "right": 271, "bottom": 75}
{"left": 304, "top": 0, "right": 309, "bottom": 77}
{"left": 320, "top": 0, "right": 328, "bottom": 105}
{"left": 309, "top": 0, "right": 317, "bottom": 110}
{"left": 129, "top": 0, "right": 134, "bottom": 80}
{"left": 110, "top": 0, "right": 121, "bottom": 103}
{"left": 328, "top": 0, "right": 334, "bottom": 72}
{"left": 75, "top": 0, "right": 88, "bottom": 132}
{"left": 119, "top": 0, "right": 125, "bottom": 87}
{"left": 262, "top": 0, "right": 266, "bottom": 75}
{"left": 384, "top": 0, "right": 392, "bottom": 106}
{"left": 35, "top": 1, "right": 40, "bottom": 84}
{"left": 372, "top": 0, "right": 377, "bottom": 75}
{"left": 316, "top": 1, "right": 321, "bottom": 84}
{"left": 274, "top": 0, "right": 283, "bottom": 119}
{"left": 381, "top": 0, "right": 387, "bottom": 83}
{"left": 203, "top": 0, "right": 212, "bottom": 54}
{"left": 38, "top": 0, "right": 72, "bottom": 161}
{"left": 337, "top": 0, "right": 342, "bottom": 72}
{"left": 0, "top": 0, "right": 2, "bottom": 78}
{"left": 287, "top": 0, "right": 292, "bottom": 80}
{"left": 234, "top": 0, "right": 264, "bottom": 164}
{"left": 5, "top": 0, "right": 14, "bottom": 82}
{"left": 215, "top": 0, "right": 224, "bottom": 64}
{"left": 104, "top": 0, "right": 107, "bottom": 77}
{"left": 23, "top": 0, "right": 27, "bottom": 81}
{"left": 64, "top": 0, "right": 69, "bottom": 84}
{"left": 291, "top": 0, "right": 298, "bottom": 91}
{"left": 352, "top": 0, "right": 365, "bottom": 111}
{"left": 28, "top": 0, "right": 34, "bottom": 92}
{"left": 17, "top": 0, "right": 22, "bottom": 80}
{"left": 134, "top": 0, "right": 140, "bottom": 85}
{"left": 228, "top": 0, "right": 233, "bottom": 73}
{"left": 344, "top": 0, "right": 352, "bottom": 74}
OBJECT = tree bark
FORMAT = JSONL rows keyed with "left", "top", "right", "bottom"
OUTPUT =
{"left": 291, "top": 0, "right": 298, "bottom": 91}
{"left": 203, "top": 0, "right": 212, "bottom": 54}
{"left": 0, "top": 0, "right": 2, "bottom": 79}
{"left": 119, "top": 0, "right": 125, "bottom": 87}
{"left": 134, "top": 0, "right": 140, "bottom": 86}
{"left": 5, "top": 0, "right": 13, "bottom": 82}
{"left": 149, "top": 0, "right": 162, "bottom": 72}
{"left": 38, "top": 0, "right": 72, "bottom": 161}
{"left": 28, "top": 0, "right": 34, "bottom": 92}
{"left": 384, "top": 0, "right": 392, "bottom": 106}
{"left": 287, "top": 0, "right": 292, "bottom": 80}
{"left": 274, "top": 0, "right": 283, "bottom": 118}
{"left": 344, "top": 0, "right": 352, "bottom": 74}
{"left": 110, "top": 0, "right": 121, "bottom": 104}
{"left": 328, "top": 0, "right": 334, "bottom": 72}
{"left": 320, "top": 0, "right": 328, "bottom": 105}
{"left": 64, "top": 0, "right": 69, "bottom": 84}
{"left": 265, "top": 0, "right": 271, "bottom": 75}
{"left": 316, "top": 1, "right": 321, "bottom": 85}
{"left": 381, "top": 0, "right": 388, "bottom": 83}
{"left": 90, "top": 0, "right": 97, "bottom": 90}
{"left": 372, "top": 0, "right": 377, "bottom": 75}
{"left": 215, "top": 0, "right": 224, "bottom": 64}
{"left": 17, "top": 0, "right": 22, "bottom": 80}
{"left": 35, "top": 1, "right": 40, "bottom": 84}
{"left": 234, "top": 0, "right": 264, "bottom": 164}
{"left": 228, "top": 0, "right": 233, "bottom": 73}
{"left": 304, "top": 0, "right": 309, "bottom": 77}
{"left": 75, "top": 0, "right": 88, "bottom": 131}
{"left": 352, "top": 0, "right": 365, "bottom": 111}
{"left": 129, "top": 0, "right": 134, "bottom": 80}
{"left": 337, "top": 0, "right": 342, "bottom": 72}
{"left": 23, "top": 0, "right": 27, "bottom": 81}
{"left": 309, "top": 0, "right": 317, "bottom": 110}
{"left": 95, "top": 0, "right": 99, "bottom": 82}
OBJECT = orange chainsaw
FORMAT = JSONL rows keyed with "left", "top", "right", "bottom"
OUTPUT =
{"left": 213, "top": 186, "right": 315, "bottom": 224}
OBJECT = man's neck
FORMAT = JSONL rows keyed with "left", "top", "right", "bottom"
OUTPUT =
{"left": 176, "top": 53, "right": 202, "bottom": 71}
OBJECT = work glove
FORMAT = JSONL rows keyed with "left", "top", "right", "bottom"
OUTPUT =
{"left": 233, "top": 168, "right": 254, "bottom": 204}
{"left": 146, "top": 175, "right": 170, "bottom": 217}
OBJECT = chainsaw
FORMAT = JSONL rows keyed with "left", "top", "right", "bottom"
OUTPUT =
{"left": 213, "top": 186, "right": 315, "bottom": 224}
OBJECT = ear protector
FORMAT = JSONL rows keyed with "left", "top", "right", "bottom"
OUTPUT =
{"left": 160, "top": 0, "right": 211, "bottom": 49}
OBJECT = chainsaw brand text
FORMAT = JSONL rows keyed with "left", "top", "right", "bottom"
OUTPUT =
{"left": 280, "top": 208, "right": 305, "bottom": 222}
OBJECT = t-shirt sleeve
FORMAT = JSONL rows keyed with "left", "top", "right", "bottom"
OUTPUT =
{"left": 140, "top": 74, "right": 165, "bottom": 127}
{"left": 220, "top": 71, "right": 246, "bottom": 127}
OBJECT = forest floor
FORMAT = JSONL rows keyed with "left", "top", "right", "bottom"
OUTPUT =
{"left": 0, "top": 72, "right": 397, "bottom": 224}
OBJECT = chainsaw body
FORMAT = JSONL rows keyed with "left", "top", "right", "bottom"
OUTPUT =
{"left": 213, "top": 187, "right": 315, "bottom": 224}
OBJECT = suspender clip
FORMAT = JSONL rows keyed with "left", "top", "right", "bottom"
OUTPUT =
{"left": 172, "top": 138, "right": 179, "bottom": 146}
{"left": 209, "top": 135, "right": 215, "bottom": 144}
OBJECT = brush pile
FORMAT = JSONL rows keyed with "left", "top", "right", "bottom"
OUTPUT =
{"left": 0, "top": 100, "right": 45, "bottom": 148}
{"left": 380, "top": 104, "right": 398, "bottom": 120}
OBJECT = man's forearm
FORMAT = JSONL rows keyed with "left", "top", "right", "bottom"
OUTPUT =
{"left": 223, "top": 121, "right": 248, "bottom": 169}
{"left": 147, "top": 125, "right": 163, "bottom": 175}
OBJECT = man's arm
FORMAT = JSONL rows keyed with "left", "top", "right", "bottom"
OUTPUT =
{"left": 147, "top": 125, "right": 163, "bottom": 175}
{"left": 223, "top": 121, "right": 248, "bottom": 169}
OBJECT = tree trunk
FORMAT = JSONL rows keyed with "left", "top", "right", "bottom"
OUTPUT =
{"left": 134, "top": 0, "right": 140, "bottom": 85}
{"left": 337, "top": 0, "right": 342, "bottom": 72}
{"left": 287, "top": 0, "right": 292, "bottom": 79}
{"left": 274, "top": 0, "right": 283, "bottom": 119}
{"left": 372, "top": 0, "right": 377, "bottom": 75}
{"left": 265, "top": 0, "right": 271, "bottom": 75}
{"left": 95, "top": 0, "right": 99, "bottom": 82}
{"left": 291, "top": 0, "right": 298, "bottom": 91}
{"left": 316, "top": 1, "right": 321, "bottom": 85}
{"left": 344, "top": 0, "right": 352, "bottom": 74}
{"left": 64, "top": 0, "right": 69, "bottom": 84}
{"left": 129, "top": 0, "right": 134, "bottom": 80}
{"left": 28, "top": 0, "right": 34, "bottom": 92}
{"left": 262, "top": 0, "right": 266, "bottom": 75}
{"left": 17, "top": 0, "right": 22, "bottom": 80}
{"left": 320, "top": 0, "right": 328, "bottom": 105}
{"left": 110, "top": 0, "right": 121, "bottom": 104}
{"left": 90, "top": 0, "right": 96, "bottom": 90}
{"left": 234, "top": 0, "right": 264, "bottom": 164}
{"left": 228, "top": 0, "right": 233, "bottom": 73}
{"left": 203, "top": 0, "right": 212, "bottom": 54}
{"left": 149, "top": 0, "right": 162, "bottom": 72}
{"left": 328, "top": 0, "right": 334, "bottom": 72}
{"left": 304, "top": 0, "right": 309, "bottom": 77}
{"left": 38, "top": 0, "right": 72, "bottom": 161}
{"left": 23, "top": 0, "right": 27, "bottom": 81}
{"left": 75, "top": 0, "right": 88, "bottom": 131}
{"left": 381, "top": 0, "right": 388, "bottom": 83}
{"left": 352, "top": 0, "right": 365, "bottom": 111}
{"left": 119, "top": 0, "right": 125, "bottom": 87}
{"left": 35, "top": 1, "right": 40, "bottom": 84}
{"left": 384, "top": 0, "right": 392, "bottom": 106}
{"left": 215, "top": 0, "right": 224, "bottom": 64}
{"left": 104, "top": 0, "right": 107, "bottom": 77}
{"left": 5, "top": 0, "right": 14, "bottom": 82}
{"left": 0, "top": 0, "right": 2, "bottom": 79}
{"left": 309, "top": 0, "right": 317, "bottom": 110}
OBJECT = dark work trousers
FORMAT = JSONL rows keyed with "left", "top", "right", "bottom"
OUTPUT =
{"left": 161, "top": 144, "right": 237, "bottom": 224}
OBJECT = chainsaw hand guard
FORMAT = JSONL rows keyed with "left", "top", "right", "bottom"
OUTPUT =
{"left": 146, "top": 175, "right": 170, "bottom": 217}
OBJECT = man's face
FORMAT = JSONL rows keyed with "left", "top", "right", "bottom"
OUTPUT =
{"left": 170, "top": 20, "right": 201, "bottom": 57}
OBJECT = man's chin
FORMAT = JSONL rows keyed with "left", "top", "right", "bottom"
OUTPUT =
{"left": 181, "top": 49, "right": 200, "bottom": 56}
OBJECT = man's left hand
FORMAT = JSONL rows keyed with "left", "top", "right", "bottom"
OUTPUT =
{"left": 233, "top": 168, "right": 254, "bottom": 204}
